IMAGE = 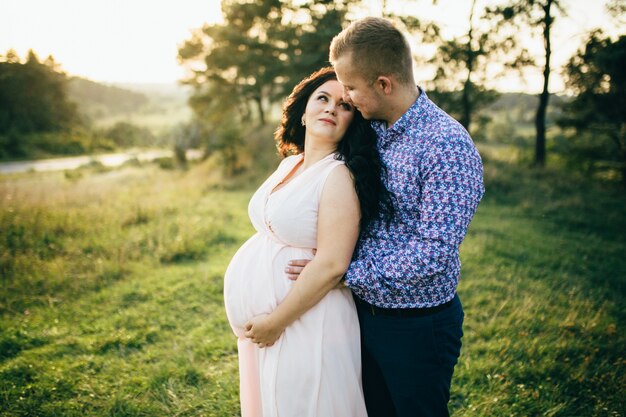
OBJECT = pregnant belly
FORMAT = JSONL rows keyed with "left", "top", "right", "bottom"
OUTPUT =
{"left": 223, "top": 233, "right": 313, "bottom": 337}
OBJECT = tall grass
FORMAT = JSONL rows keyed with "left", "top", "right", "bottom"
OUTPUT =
{"left": 1, "top": 145, "right": 624, "bottom": 416}
{"left": 452, "top": 146, "right": 625, "bottom": 416}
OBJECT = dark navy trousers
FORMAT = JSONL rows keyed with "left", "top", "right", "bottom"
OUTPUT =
{"left": 354, "top": 294, "right": 464, "bottom": 417}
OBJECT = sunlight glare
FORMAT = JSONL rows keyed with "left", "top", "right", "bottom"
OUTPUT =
{"left": 0, "top": 0, "right": 223, "bottom": 84}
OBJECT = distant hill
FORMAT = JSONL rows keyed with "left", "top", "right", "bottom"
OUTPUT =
{"left": 67, "top": 77, "right": 149, "bottom": 119}
{"left": 112, "top": 83, "right": 192, "bottom": 102}
{"left": 67, "top": 78, "right": 192, "bottom": 132}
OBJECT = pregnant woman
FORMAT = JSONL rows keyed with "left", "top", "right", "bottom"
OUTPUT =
{"left": 223, "top": 67, "right": 392, "bottom": 417}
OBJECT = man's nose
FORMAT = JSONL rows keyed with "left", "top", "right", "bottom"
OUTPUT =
{"left": 342, "top": 89, "right": 352, "bottom": 104}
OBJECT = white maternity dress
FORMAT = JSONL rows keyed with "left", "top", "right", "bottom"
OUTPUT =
{"left": 224, "top": 153, "right": 367, "bottom": 417}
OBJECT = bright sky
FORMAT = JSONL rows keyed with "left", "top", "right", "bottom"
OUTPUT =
{"left": 0, "top": 0, "right": 223, "bottom": 84}
{"left": 1, "top": 0, "right": 621, "bottom": 92}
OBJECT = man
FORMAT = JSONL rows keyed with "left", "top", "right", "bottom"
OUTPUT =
{"left": 287, "top": 17, "right": 484, "bottom": 417}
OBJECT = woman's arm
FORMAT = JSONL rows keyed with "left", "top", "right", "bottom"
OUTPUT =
{"left": 244, "top": 164, "right": 360, "bottom": 347}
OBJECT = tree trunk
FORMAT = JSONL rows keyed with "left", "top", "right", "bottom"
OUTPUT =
{"left": 614, "top": 123, "right": 626, "bottom": 186}
{"left": 254, "top": 96, "right": 265, "bottom": 125}
{"left": 622, "top": 127, "right": 626, "bottom": 187}
{"left": 461, "top": 81, "right": 472, "bottom": 131}
{"left": 461, "top": 0, "right": 478, "bottom": 131}
{"left": 535, "top": 0, "right": 553, "bottom": 167}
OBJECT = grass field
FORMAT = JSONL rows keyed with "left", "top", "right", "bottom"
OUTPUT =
{"left": 1, "top": 145, "right": 624, "bottom": 416}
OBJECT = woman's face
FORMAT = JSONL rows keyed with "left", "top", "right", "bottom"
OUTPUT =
{"left": 302, "top": 80, "right": 355, "bottom": 146}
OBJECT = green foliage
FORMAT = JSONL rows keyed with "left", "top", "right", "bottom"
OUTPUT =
{"left": 178, "top": 0, "right": 348, "bottom": 127}
{"left": 152, "top": 156, "right": 176, "bottom": 170}
{"left": 428, "top": 87, "right": 499, "bottom": 134}
{"left": 0, "top": 50, "right": 191, "bottom": 160}
{"left": 606, "top": 0, "right": 626, "bottom": 25}
{"left": 0, "top": 51, "right": 80, "bottom": 137}
{"left": 1, "top": 145, "right": 625, "bottom": 415}
{"left": 0, "top": 128, "right": 118, "bottom": 161}
{"left": 180, "top": 0, "right": 288, "bottom": 125}
{"left": 424, "top": 0, "right": 506, "bottom": 132}
{"left": 163, "top": 118, "right": 278, "bottom": 179}
{"left": 559, "top": 32, "right": 626, "bottom": 184}
{"left": 0, "top": 130, "right": 24, "bottom": 159}
{"left": 101, "top": 122, "right": 156, "bottom": 148}
{"left": 177, "top": 0, "right": 351, "bottom": 177}
{"left": 161, "top": 121, "right": 204, "bottom": 167}
{"left": 0, "top": 50, "right": 135, "bottom": 160}
{"left": 486, "top": 0, "right": 566, "bottom": 166}
{"left": 211, "top": 124, "right": 248, "bottom": 178}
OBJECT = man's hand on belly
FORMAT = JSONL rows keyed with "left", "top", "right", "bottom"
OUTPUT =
{"left": 285, "top": 249, "right": 315, "bottom": 280}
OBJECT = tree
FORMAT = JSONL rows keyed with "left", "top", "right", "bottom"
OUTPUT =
{"left": 488, "top": 0, "right": 565, "bottom": 166}
{"left": 1, "top": 49, "right": 20, "bottom": 63}
{"left": 426, "top": 0, "right": 507, "bottom": 132}
{"left": 103, "top": 122, "right": 155, "bottom": 148}
{"left": 179, "top": 0, "right": 345, "bottom": 124}
{"left": 0, "top": 49, "right": 85, "bottom": 158}
{"left": 0, "top": 50, "right": 79, "bottom": 135}
{"left": 559, "top": 32, "right": 626, "bottom": 184}
{"left": 179, "top": 0, "right": 351, "bottom": 127}
{"left": 606, "top": 0, "right": 626, "bottom": 25}
{"left": 373, "top": 1, "right": 525, "bottom": 135}
{"left": 178, "top": 0, "right": 354, "bottom": 175}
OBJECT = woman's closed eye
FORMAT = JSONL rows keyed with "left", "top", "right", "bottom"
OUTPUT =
{"left": 340, "top": 102, "right": 353, "bottom": 111}
{"left": 316, "top": 93, "right": 351, "bottom": 111}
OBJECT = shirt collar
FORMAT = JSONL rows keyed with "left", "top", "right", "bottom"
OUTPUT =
{"left": 371, "top": 86, "right": 427, "bottom": 143}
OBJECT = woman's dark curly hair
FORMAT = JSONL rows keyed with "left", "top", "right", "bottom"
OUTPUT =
{"left": 274, "top": 67, "right": 394, "bottom": 232}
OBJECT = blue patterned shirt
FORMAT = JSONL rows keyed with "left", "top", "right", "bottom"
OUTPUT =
{"left": 345, "top": 89, "right": 484, "bottom": 308}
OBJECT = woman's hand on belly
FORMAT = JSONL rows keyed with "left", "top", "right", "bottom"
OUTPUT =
{"left": 244, "top": 314, "right": 285, "bottom": 348}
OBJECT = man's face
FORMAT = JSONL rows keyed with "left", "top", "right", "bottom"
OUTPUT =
{"left": 334, "top": 54, "right": 384, "bottom": 121}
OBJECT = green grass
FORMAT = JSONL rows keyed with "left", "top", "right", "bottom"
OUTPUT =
{"left": 1, "top": 145, "right": 625, "bottom": 416}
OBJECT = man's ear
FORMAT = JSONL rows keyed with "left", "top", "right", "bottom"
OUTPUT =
{"left": 375, "top": 76, "right": 393, "bottom": 95}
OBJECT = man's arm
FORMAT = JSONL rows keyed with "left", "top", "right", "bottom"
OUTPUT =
{"left": 348, "top": 139, "right": 484, "bottom": 291}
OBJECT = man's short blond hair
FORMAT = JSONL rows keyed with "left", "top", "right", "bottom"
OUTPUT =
{"left": 329, "top": 17, "right": 414, "bottom": 85}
